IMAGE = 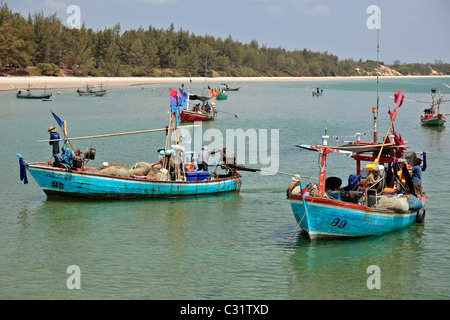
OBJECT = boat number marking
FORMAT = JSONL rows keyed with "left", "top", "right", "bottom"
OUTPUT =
{"left": 331, "top": 218, "right": 347, "bottom": 229}
{"left": 51, "top": 181, "right": 64, "bottom": 189}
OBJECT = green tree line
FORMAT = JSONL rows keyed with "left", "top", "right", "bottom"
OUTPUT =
{"left": 0, "top": 4, "right": 448, "bottom": 77}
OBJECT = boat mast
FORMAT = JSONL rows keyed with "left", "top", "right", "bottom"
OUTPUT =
{"left": 374, "top": 0, "right": 380, "bottom": 143}
{"left": 318, "top": 128, "right": 329, "bottom": 196}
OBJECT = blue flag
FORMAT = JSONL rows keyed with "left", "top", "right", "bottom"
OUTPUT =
{"left": 170, "top": 96, "right": 178, "bottom": 113}
{"left": 17, "top": 154, "right": 29, "bottom": 184}
{"left": 178, "top": 88, "right": 187, "bottom": 113}
{"left": 51, "top": 110, "right": 64, "bottom": 127}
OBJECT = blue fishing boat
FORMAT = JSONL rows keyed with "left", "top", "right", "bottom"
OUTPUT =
{"left": 19, "top": 88, "right": 241, "bottom": 199}
{"left": 22, "top": 162, "right": 239, "bottom": 199}
{"left": 14, "top": 83, "right": 53, "bottom": 99}
{"left": 288, "top": 90, "right": 427, "bottom": 240}
{"left": 16, "top": 92, "right": 53, "bottom": 99}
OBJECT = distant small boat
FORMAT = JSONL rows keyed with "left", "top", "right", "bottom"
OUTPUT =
{"left": 221, "top": 84, "right": 241, "bottom": 91}
{"left": 180, "top": 109, "right": 217, "bottom": 122}
{"left": 15, "top": 84, "right": 52, "bottom": 99}
{"left": 16, "top": 92, "right": 53, "bottom": 99}
{"left": 141, "top": 87, "right": 153, "bottom": 91}
{"left": 312, "top": 87, "right": 323, "bottom": 96}
{"left": 77, "top": 82, "right": 107, "bottom": 97}
{"left": 180, "top": 94, "right": 217, "bottom": 122}
{"left": 400, "top": 88, "right": 449, "bottom": 127}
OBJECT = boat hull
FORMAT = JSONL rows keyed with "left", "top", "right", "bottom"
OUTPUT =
{"left": 16, "top": 94, "right": 52, "bottom": 99}
{"left": 289, "top": 195, "right": 418, "bottom": 239}
{"left": 26, "top": 164, "right": 239, "bottom": 199}
{"left": 421, "top": 114, "right": 446, "bottom": 126}
{"left": 180, "top": 110, "right": 216, "bottom": 122}
{"left": 216, "top": 93, "right": 228, "bottom": 100}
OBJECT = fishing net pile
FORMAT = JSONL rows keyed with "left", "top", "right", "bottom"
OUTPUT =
{"left": 95, "top": 162, "right": 130, "bottom": 177}
{"left": 95, "top": 162, "right": 164, "bottom": 179}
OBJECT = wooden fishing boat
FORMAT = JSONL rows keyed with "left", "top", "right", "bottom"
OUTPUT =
{"left": 16, "top": 92, "right": 53, "bottom": 99}
{"left": 77, "top": 88, "right": 107, "bottom": 96}
{"left": 22, "top": 162, "right": 239, "bottom": 199}
{"left": 288, "top": 90, "right": 427, "bottom": 240}
{"left": 18, "top": 89, "right": 241, "bottom": 199}
{"left": 421, "top": 112, "right": 446, "bottom": 126}
{"left": 180, "top": 109, "right": 217, "bottom": 122}
{"left": 77, "top": 82, "right": 107, "bottom": 96}
{"left": 399, "top": 88, "right": 449, "bottom": 127}
{"left": 221, "top": 84, "right": 241, "bottom": 91}
{"left": 15, "top": 83, "right": 52, "bottom": 99}
{"left": 180, "top": 93, "right": 217, "bottom": 122}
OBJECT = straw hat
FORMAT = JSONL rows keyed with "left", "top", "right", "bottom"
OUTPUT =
{"left": 292, "top": 174, "right": 301, "bottom": 182}
{"left": 48, "top": 126, "right": 57, "bottom": 133}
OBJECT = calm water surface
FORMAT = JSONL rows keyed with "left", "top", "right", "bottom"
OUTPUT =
{"left": 1, "top": 77, "right": 449, "bottom": 300}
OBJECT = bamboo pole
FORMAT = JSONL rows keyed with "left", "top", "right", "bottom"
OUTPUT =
{"left": 373, "top": 90, "right": 404, "bottom": 166}
{"left": 36, "top": 126, "right": 198, "bottom": 143}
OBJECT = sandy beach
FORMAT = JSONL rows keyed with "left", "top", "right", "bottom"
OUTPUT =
{"left": 1, "top": 75, "right": 448, "bottom": 91}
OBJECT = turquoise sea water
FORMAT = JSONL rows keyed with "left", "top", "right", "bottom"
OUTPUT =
{"left": 1, "top": 77, "right": 449, "bottom": 300}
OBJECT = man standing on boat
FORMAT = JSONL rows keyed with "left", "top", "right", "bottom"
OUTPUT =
{"left": 197, "top": 146, "right": 217, "bottom": 171}
{"left": 48, "top": 126, "right": 60, "bottom": 167}
{"left": 408, "top": 153, "right": 427, "bottom": 197}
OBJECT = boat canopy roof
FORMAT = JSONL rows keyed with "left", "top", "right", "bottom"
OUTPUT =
{"left": 296, "top": 142, "right": 398, "bottom": 154}
{"left": 332, "top": 142, "right": 396, "bottom": 153}
{"left": 189, "top": 94, "right": 210, "bottom": 101}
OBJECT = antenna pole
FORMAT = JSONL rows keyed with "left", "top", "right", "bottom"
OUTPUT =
{"left": 375, "top": 0, "right": 380, "bottom": 143}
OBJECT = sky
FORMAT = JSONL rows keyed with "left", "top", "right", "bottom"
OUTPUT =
{"left": 5, "top": 0, "right": 450, "bottom": 64}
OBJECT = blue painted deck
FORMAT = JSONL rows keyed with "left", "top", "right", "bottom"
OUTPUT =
{"left": 27, "top": 164, "right": 240, "bottom": 199}
{"left": 289, "top": 195, "right": 418, "bottom": 239}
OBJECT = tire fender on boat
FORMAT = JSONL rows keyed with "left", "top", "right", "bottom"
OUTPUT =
{"left": 416, "top": 208, "right": 426, "bottom": 223}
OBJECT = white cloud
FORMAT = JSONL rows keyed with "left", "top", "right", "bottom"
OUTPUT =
{"left": 136, "top": 0, "right": 178, "bottom": 4}
{"left": 44, "top": 0, "right": 67, "bottom": 10}
{"left": 304, "top": 4, "right": 330, "bottom": 17}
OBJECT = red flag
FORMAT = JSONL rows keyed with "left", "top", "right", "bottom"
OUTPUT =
{"left": 389, "top": 93, "right": 404, "bottom": 122}
{"left": 397, "top": 93, "right": 404, "bottom": 108}
{"left": 170, "top": 89, "right": 178, "bottom": 99}
{"left": 394, "top": 88, "right": 402, "bottom": 103}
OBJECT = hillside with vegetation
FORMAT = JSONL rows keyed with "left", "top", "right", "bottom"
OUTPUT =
{"left": 1, "top": 4, "right": 449, "bottom": 78}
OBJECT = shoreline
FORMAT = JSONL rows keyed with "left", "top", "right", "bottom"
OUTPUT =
{"left": 1, "top": 75, "right": 449, "bottom": 91}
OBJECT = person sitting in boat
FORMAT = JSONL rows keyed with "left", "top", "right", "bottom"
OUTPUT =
{"left": 55, "top": 146, "right": 73, "bottom": 170}
{"left": 286, "top": 175, "right": 301, "bottom": 198}
{"left": 193, "top": 103, "right": 200, "bottom": 112}
{"left": 366, "top": 165, "right": 385, "bottom": 194}
{"left": 48, "top": 126, "right": 60, "bottom": 167}
{"left": 205, "top": 102, "right": 211, "bottom": 113}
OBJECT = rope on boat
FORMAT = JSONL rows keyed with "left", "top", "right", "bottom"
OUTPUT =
{"left": 277, "top": 193, "right": 317, "bottom": 255}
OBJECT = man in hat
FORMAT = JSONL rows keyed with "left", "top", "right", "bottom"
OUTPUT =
{"left": 48, "top": 126, "right": 60, "bottom": 166}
